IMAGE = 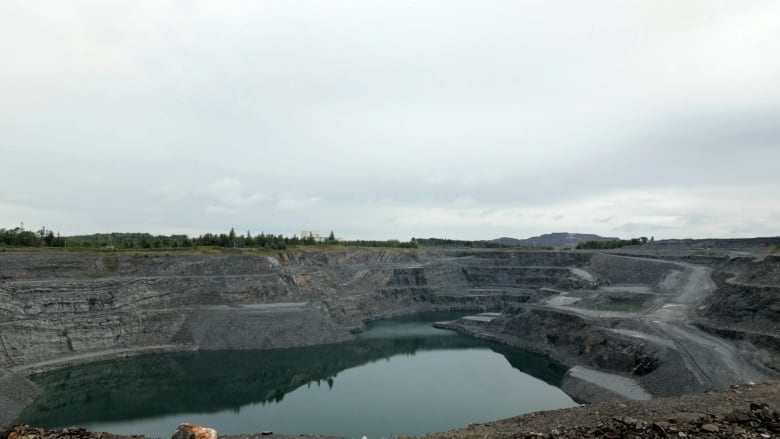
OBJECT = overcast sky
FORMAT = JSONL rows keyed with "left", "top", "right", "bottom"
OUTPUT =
{"left": 1, "top": 1, "right": 779, "bottom": 240}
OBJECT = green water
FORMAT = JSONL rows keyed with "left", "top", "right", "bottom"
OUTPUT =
{"left": 18, "top": 311, "right": 576, "bottom": 438}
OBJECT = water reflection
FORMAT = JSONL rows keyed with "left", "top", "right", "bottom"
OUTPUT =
{"left": 18, "top": 311, "right": 570, "bottom": 433}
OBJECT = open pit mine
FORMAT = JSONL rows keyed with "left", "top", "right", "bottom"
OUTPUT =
{"left": 1, "top": 238, "right": 779, "bottom": 437}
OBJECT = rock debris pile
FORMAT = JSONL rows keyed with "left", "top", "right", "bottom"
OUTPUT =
{"left": 0, "top": 426, "right": 139, "bottom": 439}
{"left": 515, "top": 403, "right": 779, "bottom": 438}
{"left": 424, "top": 382, "right": 780, "bottom": 439}
{"left": 420, "top": 403, "right": 780, "bottom": 438}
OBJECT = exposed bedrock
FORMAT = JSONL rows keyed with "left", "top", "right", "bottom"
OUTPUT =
{"left": 436, "top": 251, "right": 779, "bottom": 402}
{"left": 0, "top": 247, "right": 777, "bottom": 424}
{"left": 172, "top": 302, "right": 354, "bottom": 350}
{"left": 588, "top": 253, "right": 681, "bottom": 285}
{"left": 696, "top": 255, "right": 780, "bottom": 373}
{"left": 701, "top": 255, "right": 780, "bottom": 328}
{"left": 0, "top": 250, "right": 588, "bottom": 371}
{"left": 0, "top": 368, "right": 43, "bottom": 428}
{"left": 436, "top": 306, "right": 751, "bottom": 400}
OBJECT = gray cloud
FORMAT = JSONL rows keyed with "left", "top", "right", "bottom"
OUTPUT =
{"left": 1, "top": 0, "right": 779, "bottom": 240}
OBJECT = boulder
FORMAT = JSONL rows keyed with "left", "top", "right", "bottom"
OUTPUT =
{"left": 171, "top": 423, "right": 217, "bottom": 439}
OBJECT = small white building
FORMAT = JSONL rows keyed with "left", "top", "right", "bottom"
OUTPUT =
{"left": 300, "top": 231, "right": 324, "bottom": 242}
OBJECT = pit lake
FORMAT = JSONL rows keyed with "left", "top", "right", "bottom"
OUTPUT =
{"left": 17, "top": 311, "right": 577, "bottom": 438}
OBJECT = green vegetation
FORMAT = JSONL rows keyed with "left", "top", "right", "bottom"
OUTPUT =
{"left": 0, "top": 225, "right": 422, "bottom": 252}
{"left": 1, "top": 225, "right": 554, "bottom": 253}
{"left": 575, "top": 237, "right": 649, "bottom": 250}
{"left": 0, "top": 226, "right": 64, "bottom": 247}
{"left": 3, "top": 222, "right": 554, "bottom": 252}
{"left": 66, "top": 232, "right": 194, "bottom": 249}
{"left": 197, "top": 232, "right": 419, "bottom": 250}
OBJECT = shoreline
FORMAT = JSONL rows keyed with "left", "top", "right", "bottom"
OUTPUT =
{"left": 4, "top": 381, "right": 779, "bottom": 439}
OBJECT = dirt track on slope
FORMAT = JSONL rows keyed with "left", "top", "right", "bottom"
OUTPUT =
{"left": 543, "top": 257, "right": 772, "bottom": 395}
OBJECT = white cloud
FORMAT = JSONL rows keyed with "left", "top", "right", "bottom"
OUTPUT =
{"left": 198, "top": 178, "right": 267, "bottom": 214}
{"left": 275, "top": 195, "right": 321, "bottom": 212}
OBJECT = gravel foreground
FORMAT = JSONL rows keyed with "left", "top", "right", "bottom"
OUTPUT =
{"left": 424, "top": 381, "right": 780, "bottom": 439}
{"left": 3, "top": 382, "right": 778, "bottom": 439}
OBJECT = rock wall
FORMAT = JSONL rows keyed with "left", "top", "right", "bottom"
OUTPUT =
{"left": 172, "top": 303, "right": 354, "bottom": 350}
{"left": 437, "top": 307, "right": 719, "bottom": 398}
{"left": 0, "top": 369, "right": 42, "bottom": 427}
{"left": 696, "top": 255, "right": 780, "bottom": 372}
{"left": 0, "top": 249, "right": 603, "bottom": 371}
{"left": 704, "top": 283, "right": 780, "bottom": 328}
{"left": 700, "top": 256, "right": 780, "bottom": 331}
{"left": 1, "top": 246, "right": 776, "bottom": 427}
{"left": 589, "top": 254, "right": 680, "bottom": 285}
{"left": 0, "top": 247, "right": 703, "bottom": 381}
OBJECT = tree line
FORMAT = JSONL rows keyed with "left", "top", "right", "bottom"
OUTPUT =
{"left": 0, "top": 226, "right": 65, "bottom": 247}
{"left": 0, "top": 226, "right": 420, "bottom": 250}
{"left": 2, "top": 225, "right": 564, "bottom": 251}
{"left": 575, "top": 237, "right": 651, "bottom": 250}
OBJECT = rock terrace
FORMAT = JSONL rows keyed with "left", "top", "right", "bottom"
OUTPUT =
{"left": 1, "top": 238, "right": 778, "bottom": 436}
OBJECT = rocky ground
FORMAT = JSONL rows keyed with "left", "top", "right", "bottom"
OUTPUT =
{"left": 438, "top": 250, "right": 780, "bottom": 403}
{"left": 425, "top": 381, "right": 780, "bottom": 439}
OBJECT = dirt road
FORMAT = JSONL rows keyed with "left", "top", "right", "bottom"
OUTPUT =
{"left": 548, "top": 256, "right": 770, "bottom": 392}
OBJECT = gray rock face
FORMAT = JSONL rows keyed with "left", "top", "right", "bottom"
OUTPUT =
{"left": 0, "top": 368, "right": 43, "bottom": 427}
{"left": 173, "top": 303, "right": 354, "bottom": 350}
{"left": 437, "top": 308, "right": 670, "bottom": 391}
{"left": 702, "top": 256, "right": 780, "bottom": 329}
{"left": 1, "top": 245, "right": 777, "bottom": 414}
{"left": 696, "top": 255, "right": 780, "bottom": 373}
{"left": 0, "top": 250, "right": 596, "bottom": 371}
{"left": 589, "top": 253, "right": 680, "bottom": 285}
{"left": 436, "top": 248, "right": 779, "bottom": 401}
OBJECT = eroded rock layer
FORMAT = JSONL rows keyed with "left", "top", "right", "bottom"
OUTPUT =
{"left": 1, "top": 243, "right": 778, "bottom": 427}
{"left": 0, "top": 249, "right": 599, "bottom": 371}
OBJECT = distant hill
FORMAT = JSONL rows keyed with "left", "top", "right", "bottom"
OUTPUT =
{"left": 492, "top": 233, "right": 620, "bottom": 248}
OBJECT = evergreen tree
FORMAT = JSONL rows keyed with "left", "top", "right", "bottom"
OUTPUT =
{"left": 44, "top": 230, "right": 55, "bottom": 246}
